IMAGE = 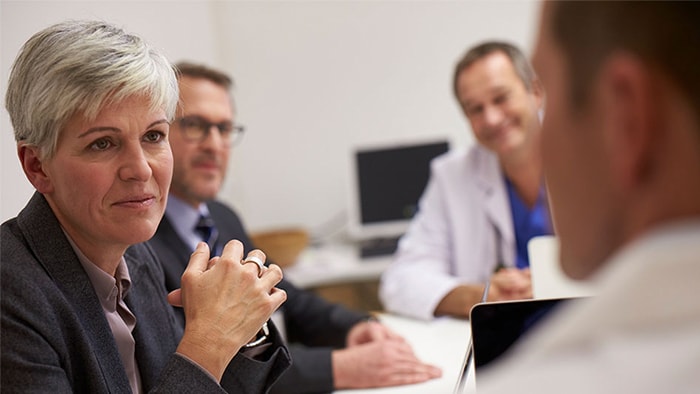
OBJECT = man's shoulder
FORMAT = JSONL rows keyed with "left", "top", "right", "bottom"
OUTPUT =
{"left": 206, "top": 199, "right": 246, "bottom": 228}
{"left": 431, "top": 144, "right": 494, "bottom": 177}
{"left": 207, "top": 199, "right": 238, "bottom": 216}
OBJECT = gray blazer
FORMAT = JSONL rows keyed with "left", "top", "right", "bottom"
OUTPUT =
{"left": 1, "top": 192, "right": 290, "bottom": 393}
{"left": 149, "top": 200, "right": 369, "bottom": 394}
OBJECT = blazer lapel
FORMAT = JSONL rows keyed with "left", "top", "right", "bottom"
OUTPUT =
{"left": 206, "top": 201, "right": 252, "bottom": 252}
{"left": 17, "top": 192, "right": 131, "bottom": 392}
{"left": 155, "top": 216, "right": 193, "bottom": 266}
{"left": 124, "top": 244, "right": 182, "bottom": 390}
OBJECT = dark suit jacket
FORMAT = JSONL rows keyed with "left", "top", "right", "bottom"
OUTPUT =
{"left": 1, "top": 193, "right": 290, "bottom": 393}
{"left": 149, "top": 200, "right": 368, "bottom": 394}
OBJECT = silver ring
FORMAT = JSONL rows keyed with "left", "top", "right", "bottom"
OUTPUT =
{"left": 242, "top": 255, "right": 265, "bottom": 277}
{"left": 243, "top": 321, "right": 269, "bottom": 348}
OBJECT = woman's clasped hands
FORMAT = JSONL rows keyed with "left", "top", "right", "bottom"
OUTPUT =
{"left": 168, "top": 240, "right": 286, "bottom": 381}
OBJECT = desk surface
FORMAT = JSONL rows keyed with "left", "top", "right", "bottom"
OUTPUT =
{"left": 335, "top": 313, "right": 475, "bottom": 394}
{"left": 285, "top": 243, "right": 476, "bottom": 392}
{"left": 283, "top": 242, "right": 392, "bottom": 288}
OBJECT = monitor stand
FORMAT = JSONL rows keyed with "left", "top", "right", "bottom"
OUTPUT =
{"left": 358, "top": 236, "right": 401, "bottom": 259}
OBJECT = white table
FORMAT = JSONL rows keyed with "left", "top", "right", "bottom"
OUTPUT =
{"left": 283, "top": 242, "right": 393, "bottom": 289}
{"left": 284, "top": 243, "right": 476, "bottom": 393}
{"left": 334, "top": 313, "right": 476, "bottom": 394}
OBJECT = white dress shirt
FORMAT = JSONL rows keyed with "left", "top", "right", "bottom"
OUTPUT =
{"left": 477, "top": 219, "right": 700, "bottom": 394}
{"left": 164, "top": 195, "right": 213, "bottom": 253}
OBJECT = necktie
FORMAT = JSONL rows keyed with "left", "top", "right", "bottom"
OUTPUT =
{"left": 195, "top": 214, "right": 219, "bottom": 255}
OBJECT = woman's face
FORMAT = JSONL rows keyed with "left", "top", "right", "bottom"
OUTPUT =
{"left": 38, "top": 95, "right": 173, "bottom": 261}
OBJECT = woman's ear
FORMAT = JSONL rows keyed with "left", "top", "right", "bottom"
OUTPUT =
{"left": 18, "top": 143, "right": 53, "bottom": 193}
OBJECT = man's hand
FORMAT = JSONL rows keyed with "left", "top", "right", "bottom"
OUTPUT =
{"left": 346, "top": 319, "right": 404, "bottom": 347}
{"left": 170, "top": 240, "right": 287, "bottom": 381}
{"left": 488, "top": 268, "right": 532, "bottom": 301}
{"left": 332, "top": 339, "right": 442, "bottom": 389}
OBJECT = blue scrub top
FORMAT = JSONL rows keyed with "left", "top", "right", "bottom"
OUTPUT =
{"left": 505, "top": 177, "right": 553, "bottom": 269}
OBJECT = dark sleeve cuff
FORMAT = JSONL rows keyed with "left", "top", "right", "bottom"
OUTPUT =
{"left": 269, "top": 345, "right": 334, "bottom": 394}
{"left": 150, "top": 354, "right": 226, "bottom": 393}
{"left": 221, "top": 320, "right": 292, "bottom": 393}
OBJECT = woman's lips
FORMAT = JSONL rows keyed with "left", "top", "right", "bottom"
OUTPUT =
{"left": 113, "top": 195, "right": 156, "bottom": 208}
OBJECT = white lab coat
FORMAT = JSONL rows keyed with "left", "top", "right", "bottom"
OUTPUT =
{"left": 379, "top": 145, "right": 516, "bottom": 320}
{"left": 477, "top": 220, "right": 700, "bottom": 394}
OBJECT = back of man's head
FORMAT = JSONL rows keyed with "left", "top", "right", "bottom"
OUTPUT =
{"left": 537, "top": 1, "right": 700, "bottom": 278}
{"left": 550, "top": 1, "right": 700, "bottom": 122}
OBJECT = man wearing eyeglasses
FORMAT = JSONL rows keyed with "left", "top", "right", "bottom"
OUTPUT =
{"left": 148, "top": 62, "right": 441, "bottom": 393}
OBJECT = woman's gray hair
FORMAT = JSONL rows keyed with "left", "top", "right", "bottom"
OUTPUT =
{"left": 5, "top": 20, "right": 178, "bottom": 159}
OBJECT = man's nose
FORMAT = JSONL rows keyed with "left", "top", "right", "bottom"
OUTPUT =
{"left": 482, "top": 105, "right": 504, "bottom": 127}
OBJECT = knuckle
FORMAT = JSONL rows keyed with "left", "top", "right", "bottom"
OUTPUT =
{"left": 179, "top": 271, "right": 194, "bottom": 286}
{"left": 251, "top": 248, "right": 267, "bottom": 260}
{"left": 269, "top": 264, "right": 283, "bottom": 279}
{"left": 241, "top": 267, "right": 259, "bottom": 283}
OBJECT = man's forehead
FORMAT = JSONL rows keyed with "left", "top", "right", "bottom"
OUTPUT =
{"left": 459, "top": 53, "right": 521, "bottom": 91}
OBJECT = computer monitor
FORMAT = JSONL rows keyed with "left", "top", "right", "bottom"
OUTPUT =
{"left": 346, "top": 138, "right": 449, "bottom": 244}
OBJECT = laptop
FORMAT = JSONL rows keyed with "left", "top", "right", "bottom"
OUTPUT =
{"left": 454, "top": 297, "right": 579, "bottom": 393}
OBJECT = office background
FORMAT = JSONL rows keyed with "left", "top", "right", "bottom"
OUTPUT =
{"left": 1, "top": 0, "right": 538, "bottom": 236}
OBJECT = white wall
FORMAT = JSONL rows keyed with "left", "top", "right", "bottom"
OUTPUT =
{"left": 1, "top": 0, "right": 539, "bottom": 238}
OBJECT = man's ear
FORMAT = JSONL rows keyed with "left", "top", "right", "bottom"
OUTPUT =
{"left": 18, "top": 144, "right": 54, "bottom": 193}
{"left": 530, "top": 77, "right": 546, "bottom": 110}
{"left": 599, "top": 53, "right": 659, "bottom": 193}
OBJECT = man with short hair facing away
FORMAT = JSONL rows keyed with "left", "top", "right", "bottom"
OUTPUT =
{"left": 477, "top": 2, "right": 700, "bottom": 392}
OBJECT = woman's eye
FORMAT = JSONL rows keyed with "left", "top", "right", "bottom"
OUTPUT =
{"left": 144, "top": 130, "right": 164, "bottom": 143}
{"left": 90, "top": 138, "right": 112, "bottom": 151}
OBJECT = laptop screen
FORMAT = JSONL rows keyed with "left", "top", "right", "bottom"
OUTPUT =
{"left": 454, "top": 297, "right": 580, "bottom": 393}
{"left": 470, "top": 298, "right": 570, "bottom": 369}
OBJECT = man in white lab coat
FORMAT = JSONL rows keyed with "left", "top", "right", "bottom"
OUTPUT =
{"left": 380, "top": 41, "right": 550, "bottom": 320}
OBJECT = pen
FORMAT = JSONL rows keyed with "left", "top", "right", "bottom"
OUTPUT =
{"left": 481, "top": 280, "right": 491, "bottom": 303}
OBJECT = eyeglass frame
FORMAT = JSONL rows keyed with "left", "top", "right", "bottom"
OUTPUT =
{"left": 173, "top": 115, "right": 245, "bottom": 146}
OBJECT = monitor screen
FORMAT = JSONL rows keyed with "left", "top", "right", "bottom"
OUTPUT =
{"left": 347, "top": 139, "right": 449, "bottom": 241}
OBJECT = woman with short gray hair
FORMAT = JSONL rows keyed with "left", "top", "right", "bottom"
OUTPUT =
{"left": 2, "top": 20, "right": 290, "bottom": 393}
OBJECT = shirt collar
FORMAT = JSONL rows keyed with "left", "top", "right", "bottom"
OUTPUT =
{"left": 165, "top": 195, "right": 212, "bottom": 251}
{"left": 165, "top": 195, "right": 212, "bottom": 230}
{"left": 63, "top": 230, "right": 132, "bottom": 312}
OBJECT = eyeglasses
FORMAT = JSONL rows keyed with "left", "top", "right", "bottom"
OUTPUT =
{"left": 174, "top": 116, "right": 245, "bottom": 146}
